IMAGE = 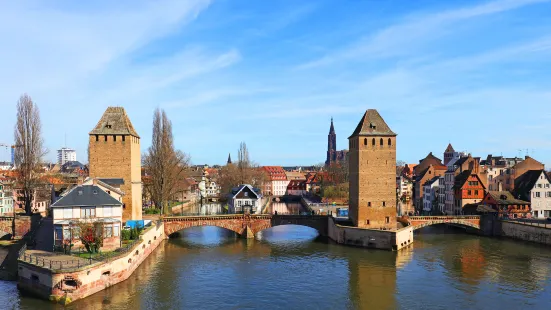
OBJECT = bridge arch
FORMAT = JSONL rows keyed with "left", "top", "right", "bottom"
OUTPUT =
{"left": 406, "top": 216, "right": 481, "bottom": 232}
{"left": 164, "top": 216, "right": 249, "bottom": 237}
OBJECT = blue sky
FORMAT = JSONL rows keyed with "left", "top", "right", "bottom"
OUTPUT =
{"left": 1, "top": 0, "right": 550, "bottom": 167}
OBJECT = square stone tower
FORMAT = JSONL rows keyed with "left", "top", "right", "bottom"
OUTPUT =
{"left": 348, "top": 109, "right": 397, "bottom": 229}
{"left": 89, "top": 107, "right": 142, "bottom": 221}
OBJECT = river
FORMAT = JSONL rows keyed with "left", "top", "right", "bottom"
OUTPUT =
{"left": 2, "top": 226, "right": 551, "bottom": 309}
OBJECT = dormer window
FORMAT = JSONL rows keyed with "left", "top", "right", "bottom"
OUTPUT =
{"left": 369, "top": 122, "right": 376, "bottom": 129}
{"left": 105, "top": 122, "right": 112, "bottom": 129}
{"left": 78, "top": 190, "right": 83, "bottom": 196}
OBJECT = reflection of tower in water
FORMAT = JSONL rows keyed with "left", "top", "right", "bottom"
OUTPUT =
{"left": 348, "top": 248, "right": 413, "bottom": 310}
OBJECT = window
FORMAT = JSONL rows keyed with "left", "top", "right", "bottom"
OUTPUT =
{"left": 382, "top": 201, "right": 386, "bottom": 207}
{"left": 104, "top": 226, "right": 113, "bottom": 238}
{"left": 535, "top": 192, "right": 541, "bottom": 198}
{"left": 475, "top": 190, "right": 479, "bottom": 195}
{"left": 113, "top": 135, "right": 117, "bottom": 142}
{"left": 385, "top": 217, "right": 390, "bottom": 224}
{"left": 244, "top": 192, "right": 248, "bottom": 197}
{"left": 364, "top": 138, "right": 367, "bottom": 146}
{"left": 380, "top": 138, "right": 383, "bottom": 146}
{"left": 372, "top": 138, "right": 375, "bottom": 146}
{"left": 104, "top": 135, "right": 107, "bottom": 141}
{"left": 95, "top": 135, "right": 99, "bottom": 142}
{"left": 63, "top": 208, "right": 72, "bottom": 219}
{"left": 388, "top": 138, "right": 391, "bottom": 146}
{"left": 547, "top": 192, "right": 551, "bottom": 198}
{"left": 468, "top": 190, "right": 472, "bottom": 195}
{"left": 81, "top": 207, "right": 96, "bottom": 218}
{"left": 368, "top": 202, "right": 371, "bottom": 207}
{"left": 63, "top": 227, "right": 71, "bottom": 240}
{"left": 365, "top": 219, "right": 370, "bottom": 225}
{"left": 103, "top": 206, "right": 113, "bottom": 217}
{"left": 537, "top": 184, "right": 542, "bottom": 188}
{"left": 122, "top": 136, "right": 125, "bottom": 142}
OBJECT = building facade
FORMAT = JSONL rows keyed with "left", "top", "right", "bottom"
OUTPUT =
{"left": 57, "top": 147, "right": 77, "bottom": 165}
{"left": 262, "top": 166, "right": 289, "bottom": 196}
{"left": 481, "top": 191, "right": 531, "bottom": 219}
{"left": 88, "top": 107, "right": 142, "bottom": 221}
{"left": 422, "top": 177, "right": 440, "bottom": 214}
{"left": 0, "top": 179, "right": 14, "bottom": 215}
{"left": 514, "top": 170, "right": 551, "bottom": 218}
{"left": 51, "top": 183, "right": 123, "bottom": 251}
{"left": 325, "top": 118, "right": 349, "bottom": 166}
{"left": 453, "top": 171, "right": 486, "bottom": 213}
{"left": 348, "top": 109, "right": 396, "bottom": 229}
{"left": 228, "top": 184, "right": 261, "bottom": 214}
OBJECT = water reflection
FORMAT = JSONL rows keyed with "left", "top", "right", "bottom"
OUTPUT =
{"left": 2, "top": 225, "right": 551, "bottom": 310}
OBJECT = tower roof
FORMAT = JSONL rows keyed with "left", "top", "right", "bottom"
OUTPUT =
{"left": 329, "top": 117, "right": 335, "bottom": 134}
{"left": 445, "top": 143, "right": 455, "bottom": 153}
{"left": 227, "top": 153, "right": 232, "bottom": 164}
{"left": 349, "top": 109, "right": 396, "bottom": 138}
{"left": 89, "top": 107, "right": 139, "bottom": 137}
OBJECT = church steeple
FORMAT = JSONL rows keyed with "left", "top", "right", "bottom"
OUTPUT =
{"left": 227, "top": 153, "right": 232, "bottom": 165}
{"left": 326, "top": 117, "right": 337, "bottom": 166}
{"left": 329, "top": 117, "right": 335, "bottom": 134}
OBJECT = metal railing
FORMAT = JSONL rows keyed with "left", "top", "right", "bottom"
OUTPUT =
{"left": 19, "top": 223, "right": 158, "bottom": 271}
{"left": 504, "top": 219, "right": 551, "bottom": 229}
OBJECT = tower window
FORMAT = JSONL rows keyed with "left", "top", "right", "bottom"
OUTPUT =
{"left": 383, "top": 201, "right": 386, "bottom": 207}
{"left": 365, "top": 219, "right": 370, "bottom": 225}
{"left": 122, "top": 136, "right": 125, "bottom": 142}
{"left": 364, "top": 138, "right": 367, "bottom": 146}
{"left": 388, "top": 138, "right": 391, "bottom": 146}
{"left": 372, "top": 138, "right": 375, "bottom": 146}
{"left": 114, "top": 135, "right": 117, "bottom": 142}
{"left": 380, "top": 138, "right": 383, "bottom": 146}
{"left": 104, "top": 135, "right": 107, "bottom": 141}
{"left": 368, "top": 202, "right": 371, "bottom": 207}
{"left": 95, "top": 135, "right": 99, "bottom": 142}
{"left": 385, "top": 217, "right": 390, "bottom": 224}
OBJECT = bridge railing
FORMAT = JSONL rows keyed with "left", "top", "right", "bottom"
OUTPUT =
{"left": 407, "top": 216, "right": 480, "bottom": 220}
{"left": 503, "top": 219, "right": 551, "bottom": 229}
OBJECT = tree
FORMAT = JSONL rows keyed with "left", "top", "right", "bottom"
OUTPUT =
{"left": 143, "top": 108, "right": 190, "bottom": 215}
{"left": 14, "top": 94, "right": 47, "bottom": 215}
{"left": 217, "top": 142, "right": 267, "bottom": 194}
{"left": 76, "top": 221, "right": 104, "bottom": 254}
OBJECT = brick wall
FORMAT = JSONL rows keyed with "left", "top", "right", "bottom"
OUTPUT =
{"left": 0, "top": 216, "right": 30, "bottom": 239}
{"left": 349, "top": 136, "right": 397, "bottom": 229}
{"left": 88, "top": 134, "right": 142, "bottom": 221}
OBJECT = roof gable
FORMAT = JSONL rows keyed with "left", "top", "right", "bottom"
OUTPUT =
{"left": 349, "top": 109, "right": 396, "bottom": 138}
{"left": 445, "top": 143, "right": 455, "bottom": 153}
{"left": 513, "top": 170, "right": 549, "bottom": 200}
{"left": 89, "top": 107, "right": 139, "bottom": 137}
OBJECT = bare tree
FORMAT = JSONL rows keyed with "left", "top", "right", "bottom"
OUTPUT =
{"left": 218, "top": 142, "right": 267, "bottom": 194}
{"left": 14, "top": 94, "right": 47, "bottom": 215}
{"left": 142, "top": 108, "right": 190, "bottom": 215}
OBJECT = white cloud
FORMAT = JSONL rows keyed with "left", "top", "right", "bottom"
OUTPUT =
{"left": 297, "top": 0, "right": 551, "bottom": 69}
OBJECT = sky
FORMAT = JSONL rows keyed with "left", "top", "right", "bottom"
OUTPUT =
{"left": 0, "top": 0, "right": 550, "bottom": 167}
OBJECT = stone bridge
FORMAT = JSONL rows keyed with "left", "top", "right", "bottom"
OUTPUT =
{"left": 163, "top": 214, "right": 329, "bottom": 238}
{"left": 404, "top": 216, "right": 481, "bottom": 231}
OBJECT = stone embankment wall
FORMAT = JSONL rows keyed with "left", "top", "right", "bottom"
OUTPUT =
{"left": 0, "top": 216, "right": 31, "bottom": 239}
{"left": 18, "top": 221, "right": 165, "bottom": 304}
{"left": 497, "top": 221, "right": 551, "bottom": 245}
{"left": 327, "top": 217, "right": 412, "bottom": 251}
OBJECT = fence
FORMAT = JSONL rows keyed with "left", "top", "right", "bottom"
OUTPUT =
{"left": 504, "top": 219, "right": 551, "bottom": 229}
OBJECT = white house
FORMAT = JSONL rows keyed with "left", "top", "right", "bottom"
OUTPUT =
{"left": 423, "top": 176, "right": 440, "bottom": 214}
{"left": 51, "top": 182, "right": 123, "bottom": 251}
{"left": 514, "top": 170, "right": 551, "bottom": 218}
{"left": 0, "top": 179, "right": 14, "bottom": 215}
{"left": 228, "top": 184, "right": 262, "bottom": 214}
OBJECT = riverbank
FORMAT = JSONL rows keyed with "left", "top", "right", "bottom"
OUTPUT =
{"left": 17, "top": 220, "right": 165, "bottom": 305}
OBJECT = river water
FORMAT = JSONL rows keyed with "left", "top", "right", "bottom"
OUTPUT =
{"left": 2, "top": 225, "right": 551, "bottom": 309}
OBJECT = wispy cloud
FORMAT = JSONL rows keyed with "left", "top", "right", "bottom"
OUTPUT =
{"left": 297, "top": 0, "right": 551, "bottom": 69}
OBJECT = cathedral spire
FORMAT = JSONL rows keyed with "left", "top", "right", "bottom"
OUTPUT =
{"left": 329, "top": 117, "right": 335, "bottom": 134}
{"left": 227, "top": 153, "right": 232, "bottom": 164}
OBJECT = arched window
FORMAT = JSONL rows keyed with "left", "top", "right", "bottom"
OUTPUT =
{"left": 372, "top": 138, "right": 375, "bottom": 146}
{"left": 380, "top": 138, "right": 383, "bottom": 146}
{"left": 388, "top": 138, "right": 391, "bottom": 146}
{"left": 364, "top": 138, "right": 367, "bottom": 146}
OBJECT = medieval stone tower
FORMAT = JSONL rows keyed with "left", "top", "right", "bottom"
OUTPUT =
{"left": 89, "top": 107, "right": 142, "bottom": 221}
{"left": 348, "top": 109, "right": 397, "bottom": 229}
